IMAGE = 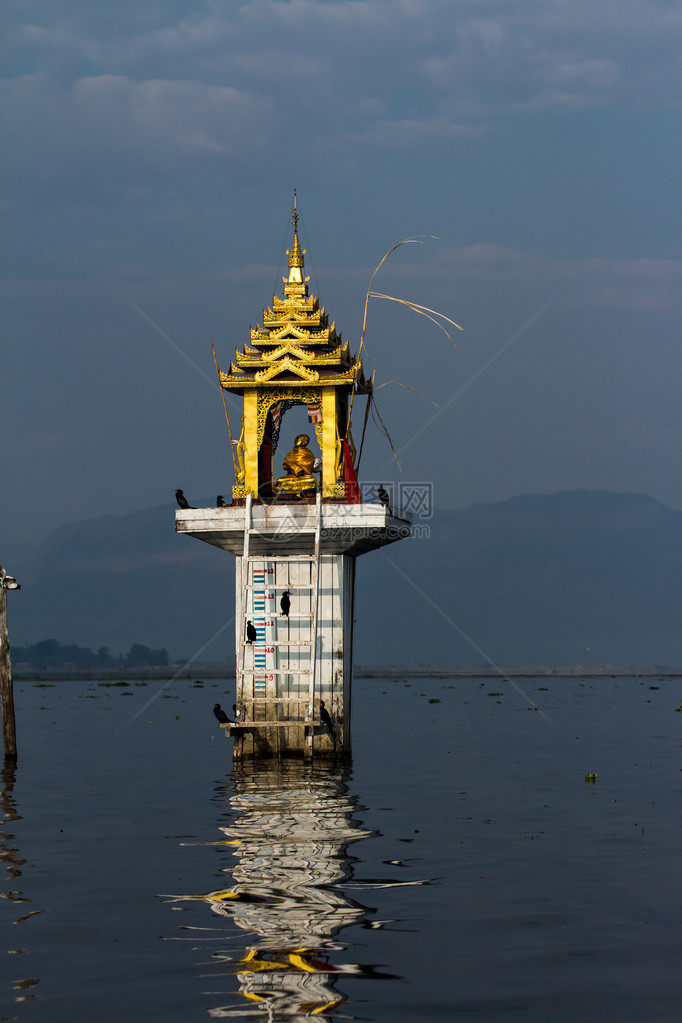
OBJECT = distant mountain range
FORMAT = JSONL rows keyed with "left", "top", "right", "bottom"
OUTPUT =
{"left": 5, "top": 490, "right": 681, "bottom": 668}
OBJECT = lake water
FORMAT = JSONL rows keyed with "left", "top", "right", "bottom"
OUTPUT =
{"left": 1, "top": 674, "right": 681, "bottom": 1022}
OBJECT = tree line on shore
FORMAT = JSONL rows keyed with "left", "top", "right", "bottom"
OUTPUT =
{"left": 13, "top": 639, "right": 169, "bottom": 670}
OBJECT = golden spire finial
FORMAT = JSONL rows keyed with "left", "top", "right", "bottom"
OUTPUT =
{"left": 287, "top": 190, "right": 305, "bottom": 275}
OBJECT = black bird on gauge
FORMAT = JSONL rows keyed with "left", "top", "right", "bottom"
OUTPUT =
{"left": 246, "top": 621, "right": 258, "bottom": 644}
{"left": 320, "top": 700, "right": 336, "bottom": 748}
{"left": 213, "top": 703, "right": 232, "bottom": 724}
{"left": 280, "top": 590, "right": 291, "bottom": 617}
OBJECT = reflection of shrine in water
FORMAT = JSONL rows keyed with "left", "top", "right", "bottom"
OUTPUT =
{"left": 165, "top": 760, "right": 397, "bottom": 1019}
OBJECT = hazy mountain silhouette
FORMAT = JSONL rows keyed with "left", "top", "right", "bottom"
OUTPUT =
{"left": 6, "top": 491, "right": 682, "bottom": 667}
{"left": 364, "top": 490, "right": 682, "bottom": 667}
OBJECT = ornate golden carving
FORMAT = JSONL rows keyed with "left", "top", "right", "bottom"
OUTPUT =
{"left": 271, "top": 294, "right": 317, "bottom": 312}
{"left": 312, "top": 417, "right": 324, "bottom": 451}
{"left": 251, "top": 324, "right": 335, "bottom": 346}
{"left": 287, "top": 230, "right": 304, "bottom": 270}
{"left": 264, "top": 309, "right": 322, "bottom": 326}
{"left": 221, "top": 364, "right": 363, "bottom": 390}
{"left": 235, "top": 340, "right": 349, "bottom": 370}
{"left": 232, "top": 484, "right": 248, "bottom": 500}
{"left": 235, "top": 416, "right": 246, "bottom": 483}
{"left": 325, "top": 481, "right": 347, "bottom": 498}
{"left": 277, "top": 342, "right": 339, "bottom": 363}
{"left": 254, "top": 357, "right": 320, "bottom": 383}
{"left": 256, "top": 388, "right": 323, "bottom": 452}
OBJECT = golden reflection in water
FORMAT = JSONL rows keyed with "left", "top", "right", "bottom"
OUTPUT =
{"left": 168, "top": 760, "right": 391, "bottom": 1019}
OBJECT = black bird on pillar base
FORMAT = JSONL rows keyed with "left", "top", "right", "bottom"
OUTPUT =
{"left": 246, "top": 621, "right": 257, "bottom": 644}
{"left": 217, "top": 495, "right": 228, "bottom": 507}
{"left": 320, "top": 700, "right": 336, "bottom": 749}
{"left": 280, "top": 590, "right": 291, "bottom": 617}
{"left": 175, "top": 489, "right": 194, "bottom": 509}
{"left": 213, "top": 703, "right": 232, "bottom": 724}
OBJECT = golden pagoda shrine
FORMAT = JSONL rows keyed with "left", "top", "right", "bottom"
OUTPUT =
{"left": 221, "top": 199, "right": 370, "bottom": 505}
{"left": 176, "top": 199, "right": 412, "bottom": 759}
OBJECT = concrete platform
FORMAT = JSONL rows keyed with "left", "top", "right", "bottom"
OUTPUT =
{"left": 175, "top": 502, "right": 413, "bottom": 556}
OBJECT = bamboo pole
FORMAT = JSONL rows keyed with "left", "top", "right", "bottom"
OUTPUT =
{"left": 0, "top": 567, "right": 19, "bottom": 760}
{"left": 211, "top": 343, "right": 239, "bottom": 479}
{"left": 354, "top": 370, "right": 375, "bottom": 474}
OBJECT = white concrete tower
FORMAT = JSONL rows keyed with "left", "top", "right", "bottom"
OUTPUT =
{"left": 177, "top": 200, "right": 411, "bottom": 758}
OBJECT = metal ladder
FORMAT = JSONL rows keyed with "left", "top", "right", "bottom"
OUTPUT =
{"left": 237, "top": 491, "right": 322, "bottom": 729}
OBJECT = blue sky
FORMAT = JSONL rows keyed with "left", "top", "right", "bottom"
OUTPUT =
{"left": 2, "top": 0, "right": 681, "bottom": 551}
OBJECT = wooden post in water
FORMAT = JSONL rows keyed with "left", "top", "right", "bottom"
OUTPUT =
{"left": 0, "top": 566, "right": 20, "bottom": 761}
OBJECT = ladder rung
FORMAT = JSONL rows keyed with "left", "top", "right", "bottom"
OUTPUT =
{"left": 238, "top": 697, "right": 309, "bottom": 705}
{"left": 228, "top": 720, "right": 313, "bottom": 728}
{"left": 244, "top": 535, "right": 315, "bottom": 547}
{"left": 243, "top": 616, "right": 313, "bottom": 627}
{"left": 238, "top": 696, "right": 310, "bottom": 702}
{"left": 245, "top": 555, "right": 316, "bottom": 563}
{"left": 279, "top": 613, "right": 313, "bottom": 618}
{"left": 243, "top": 638, "right": 312, "bottom": 650}
{"left": 265, "top": 640, "right": 314, "bottom": 647}
{"left": 244, "top": 584, "right": 312, "bottom": 590}
{"left": 239, "top": 669, "right": 313, "bottom": 676}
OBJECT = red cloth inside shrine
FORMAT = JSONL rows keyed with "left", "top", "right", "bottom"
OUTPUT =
{"left": 342, "top": 439, "right": 361, "bottom": 503}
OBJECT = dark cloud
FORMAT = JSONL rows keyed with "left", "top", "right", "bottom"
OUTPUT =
{"left": 1, "top": 0, "right": 680, "bottom": 551}
{"left": 2, "top": 1, "right": 679, "bottom": 200}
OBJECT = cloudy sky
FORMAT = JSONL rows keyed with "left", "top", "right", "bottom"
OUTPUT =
{"left": 2, "top": 0, "right": 681, "bottom": 555}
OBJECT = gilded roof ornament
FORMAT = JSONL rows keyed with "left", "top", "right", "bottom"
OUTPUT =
{"left": 218, "top": 195, "right": 370, "bottom": 396}
{"left": 286, "top": 191, "right": 306, "bottom": 283}
{"left": 287, "top": 232, "right": 304, "bottom": 271}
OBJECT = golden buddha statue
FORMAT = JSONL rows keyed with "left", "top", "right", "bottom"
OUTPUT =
{"left": 273, "top": 434, "right": 317, "bottom": 496}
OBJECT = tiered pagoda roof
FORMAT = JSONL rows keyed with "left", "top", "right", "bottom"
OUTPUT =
{"left": 219, "top": 206, "right": 370, "bottom": 394}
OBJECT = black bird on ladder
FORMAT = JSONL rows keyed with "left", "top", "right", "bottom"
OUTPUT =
{"left": 213, "top": 703, "right": 232, "bottom": 724}
{"left": 246, "top": 621, "right": 258, "bottom": 644}
{"left": 175, "top": 489, "right": 194, "bottom": 509}
{"left": 320, "top": 700, "right": 336, "bottom": 749}
{"left": 280, "top": 590, "right": 291, "bottom": 617}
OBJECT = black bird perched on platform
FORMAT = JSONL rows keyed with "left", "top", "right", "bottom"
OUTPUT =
{"left": 320, "top": 700, "right": 336, "bottom": 748}
{"left": 246, "top": 620, "right": 258, "bottom": 644}
{"left": 280, "top": 590, "right": 291, "bottom": 617}
{"left": 213, "top": 703, "right": 231, "bottom": 724}
{"left": 377, "top": 484, "right": 390, "bottom": 510}
{"left": 175, "top": 489, "right": 193, "bottom": 509}
{"left": 216, "top": 495, "right": 228, "bottom": 507}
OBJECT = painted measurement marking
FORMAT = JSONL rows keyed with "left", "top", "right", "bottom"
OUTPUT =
{"left": 253, "top": 567, "right": 267, "bottom": 696}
